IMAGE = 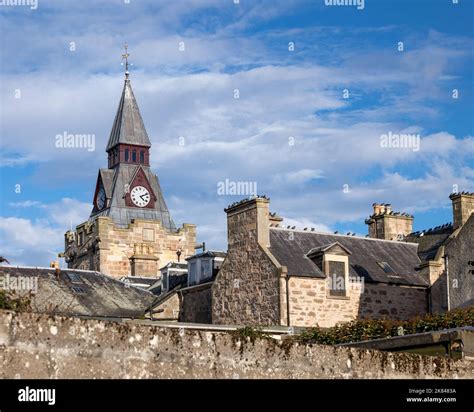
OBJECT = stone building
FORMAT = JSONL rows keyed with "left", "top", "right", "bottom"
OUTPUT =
{"left": 63, "top": 66, "right": 196, "bottom": 278}
{"left": 406, "top": 192, "right": 474, "bottom": 312}
{"left": 148, "top": 250, "right": 226, "bottom": 323}
{"left": 211, "top": 193, "right": 473, "bottom": 328}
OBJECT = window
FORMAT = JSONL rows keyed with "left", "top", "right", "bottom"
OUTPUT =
{"left": 78, "top": 231, "right": 85, "bottom": 245}
{"left": 377, "top": 261, "right": 396, "bottom": 274}
{"left": 162, "top": 272, "right": 169, "bottom": 292}
{"left": 132, "top": 151, "right": 137, "bottom": 163}
{"left": 71, "top": 286, "right": 85, "bottom": 294}
{"left": 67, "top": 272, "right": 83, "bottom": 284}
{"left": 125, "top": 149, "right": 129, "bottom": 162}
{"left": 201, "top": 259, "right": 211, "bottom": 280}
{"left": 188, "top": 261, "right": 197, "bottom": 285}
{"left": 328, "top": 261, "right": 346, "bottom": 297}
{"left": 140, "top": 151, "right": 145, "bottom": 164}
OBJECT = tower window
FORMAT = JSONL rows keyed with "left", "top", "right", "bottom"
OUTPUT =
{"left": 132, "top": 151, "right": 137, "bottom": 163}
{"left": 125, "top": 149, "right": 129, "bottom": 162}
{"left": 140, "top": 150, "right": 145, "bottom": 164}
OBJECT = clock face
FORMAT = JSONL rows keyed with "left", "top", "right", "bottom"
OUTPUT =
{"left": 130, "top": 185, "right": 151, "bottom": 208}
{"left": 96, "top": 187, "right": 106, "bottom": 210}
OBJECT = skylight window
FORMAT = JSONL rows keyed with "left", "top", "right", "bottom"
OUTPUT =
{"left": 377, "top": 261, "right": 397, "bottom": 274}
{"left": 67, "top": 272, "right": 83, "bottom": 284}
{"left": 71, "top": 286, "right": 85, "bottom": 294}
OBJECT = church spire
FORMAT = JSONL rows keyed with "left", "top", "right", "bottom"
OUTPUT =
{"left": 106, "top": 44, "right": 152, "bottom": 154}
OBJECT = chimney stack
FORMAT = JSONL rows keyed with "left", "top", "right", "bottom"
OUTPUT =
{"left": 365, "top": 203, "right": 413, "bottom": 240}
{"left": 450, "top": 192, "right": 474, "bottom": 229}
{"left": 224, "top": 196, "right": 270, "bottom": 248}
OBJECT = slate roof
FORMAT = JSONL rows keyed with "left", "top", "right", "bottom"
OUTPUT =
{"left": 106, "top": 78, "right": 151, "bottom": 151}
{"left": 91, "top": 163, "right": 176, "bottom": 230}
{"left": 268, "top": 228, "right": 428, "bottom": 287}
{"left": 99, "top": 169, "right": 114, "bottom": 199}
{"left": 186, "top": 250, "right": 227, "bottom": 260}
{"left": 0, "top": 266, "right": 156, "bottom": 318}
{"left": 120, "top": 276, "right": 159, "bottom": 290}
{"left": 405, "top": 224, "right": 454, "bottom": 262}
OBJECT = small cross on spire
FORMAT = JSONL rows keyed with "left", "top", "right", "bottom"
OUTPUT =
{"left": 122, "top": 43, "right": 130, "bottom": 79}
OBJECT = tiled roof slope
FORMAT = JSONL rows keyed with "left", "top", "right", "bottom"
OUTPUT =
{"left": 0, "top": 266, "right": 155, "bottom": 318}
{"left": 269, "top": 228, "right": 428, "bottom": 287}
{"left": 405, "top": 224, "right": 454, "bottom": 262}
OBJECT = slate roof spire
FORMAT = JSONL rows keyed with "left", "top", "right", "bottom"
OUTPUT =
{"left": 106, "top": 44, "right": 152, "bottom": 152}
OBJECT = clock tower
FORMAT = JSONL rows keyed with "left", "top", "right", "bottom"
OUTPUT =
{"left": 64, "top": 45, "right": 196, "bottom": 278}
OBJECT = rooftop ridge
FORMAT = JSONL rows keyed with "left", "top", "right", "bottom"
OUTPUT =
{"left": 224, "top": 195, "right": 270, "bottom": 212}
{"left": 407, "top": 222, "right": 453, "bottom": 237}
{"left": 0, "top": 265, "right": 103, "bottom": 273}
{"left": 269, "top": 227, "right": 419, "bottom": 245}
{"left": 449, "top": 191, "right": 474, "bottom": 199}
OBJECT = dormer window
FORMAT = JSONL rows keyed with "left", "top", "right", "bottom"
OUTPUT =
{"left": 162, "top": 272, "right": 169, "bottom": 292}
{"left": 189, "top": 261, "right": 197, "bottom": 285}
{"left": 307, "top": 241, "right": 352, "bottom": 298}
{"left": 200, "top": 259, "right": 212, "bottom": 280}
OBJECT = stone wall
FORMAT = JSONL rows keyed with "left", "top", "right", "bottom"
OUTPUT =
{"left": 287, "top": 278, "right": 427, "bottom": 328}
{"left": 212, "top": 199, "right": 282, "bottom": 326}
{"left": 0, "top": 311, "right": 472, "bottom": 379}
{"left": 180, "top": 284, "right": 213, "bottom": 324}
{"left": 151, "top": 293, "right": 180, "bottom": 321}
{"left": 358, "top": 283, "right": 428, "bottom": 320}
{"left": 212, "top": 246, "right": 281, "bottom": 326}
{"left": 288, "top": 277, "right": 361, "bottom": 328}
{"left": 65, "top": 217, "right": 196, "bottom": 278}
{"left": 445, "top": 215, "right": 474, "bottom": 309}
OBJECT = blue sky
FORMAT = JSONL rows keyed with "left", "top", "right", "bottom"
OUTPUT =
{"left": 0, "top": 0, "right": 473, "bottom": 266}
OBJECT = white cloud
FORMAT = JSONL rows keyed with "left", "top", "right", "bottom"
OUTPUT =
{"left": 0, "top": 198, "right": 91, "bottom": 266}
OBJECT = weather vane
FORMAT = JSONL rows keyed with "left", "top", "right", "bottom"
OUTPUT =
{"left": 121, "top": 43, "right": 130, "bottom": 78}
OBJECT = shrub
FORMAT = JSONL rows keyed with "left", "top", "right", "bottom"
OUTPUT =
{"left": 296, "top": 306, "right": 474, "bottom": 345}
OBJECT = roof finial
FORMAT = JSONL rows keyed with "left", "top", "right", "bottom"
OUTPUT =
{"left": 122, "top": 43, "right": 130, "bottom": 79}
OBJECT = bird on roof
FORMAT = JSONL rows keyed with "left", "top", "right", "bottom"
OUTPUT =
{"left": 0, "top": 256, "right": 10, "bottom": 264}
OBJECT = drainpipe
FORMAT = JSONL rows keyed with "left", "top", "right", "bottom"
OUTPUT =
{"left": 286, "top": 275, "right": 290, "bottom": 327}
{"left": 443, "top": 254, "right": 451, "bottom": 311}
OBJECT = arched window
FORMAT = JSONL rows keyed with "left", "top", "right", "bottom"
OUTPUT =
{"left": 132, "top": 150, "right": 137, "bottom": 163}
{"left": 125, "top": 149, "right": 129, "bottom": 162}
{"left": 140, "top": 151, "right": 145, "bottom": 164}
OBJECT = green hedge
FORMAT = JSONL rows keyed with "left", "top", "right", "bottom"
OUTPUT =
{"left": 296, "top": 306, "right": 474, "bottom": 345}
